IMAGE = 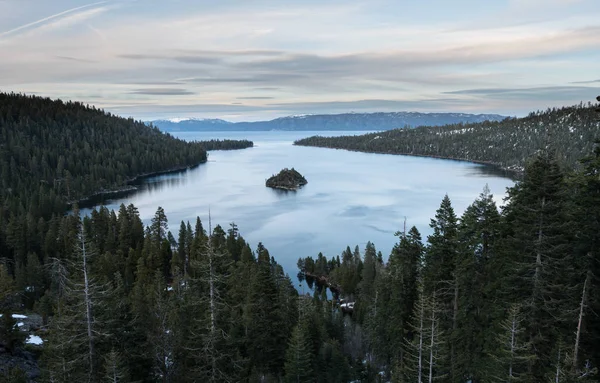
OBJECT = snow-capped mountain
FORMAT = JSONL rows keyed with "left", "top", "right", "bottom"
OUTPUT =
{"left": 150, "top": 112, "right": 507, "bottom": 132}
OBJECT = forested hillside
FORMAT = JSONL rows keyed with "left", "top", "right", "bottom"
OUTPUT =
{"left": 2, "top": 92, "right": 600, "bottom": 382}
{"left": 0, "top": 93, "right": 209, "bottom": 205}
{"left": 295, "top": 102, "right": 600, "bottom": 173}
{"left": 1, "top": 206, "right": 350, "bottom": 381}
{"left": 298, "top": 145, "right": 600, "bottom": 382}
{"left": 3, "top": 144, "right": 600, "bottom": 382}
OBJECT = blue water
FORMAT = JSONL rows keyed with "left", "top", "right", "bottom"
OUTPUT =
{"left": 86, "top": 130, "right": 514, "bottom": 284}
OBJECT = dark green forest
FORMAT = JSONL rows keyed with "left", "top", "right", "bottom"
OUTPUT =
{"left": 3, "top": 144, "right": 600, "bottom": 382}
{"left": 0, "top": 92, "right": 252, "bottom": 217}
{"left": 295, "top": 102, "right": 600, "bottom": 174}
{"left": 2, "top": 92, "right": 600, "bottom": 382}
{"left": 0, "top": 92, "right": 252, "bottom": 288}
{"left": 297, "top": 145, "right": 600, "bottom": 382}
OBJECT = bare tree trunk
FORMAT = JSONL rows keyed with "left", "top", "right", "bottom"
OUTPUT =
{"left": 555, "top": 346, "right": 561, "bottom": 383}
{"left": 534, "top": 196, "right": 545, "bottom": 286}
{"left": 417, "top": 295, "right": 424, "bottom": 383}
{"left": 452, "top": 275, "right": 458, "bottom": 381}
{"left": 428, "top": 291, "right": 437, "bottom": 383}
{"left": 573, "top": 270, "right": 590, "bottom": 369}
{"left": 81, "top": 228, "right": 95, "bottom": 381}
{"left": 508, "top": 311, "right": 516, "bottom": 382}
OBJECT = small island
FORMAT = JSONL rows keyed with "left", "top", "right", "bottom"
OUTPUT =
{"left": 266, "top": 168, "right": 308, "bottom": 191}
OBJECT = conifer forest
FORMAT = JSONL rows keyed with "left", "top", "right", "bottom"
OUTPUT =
{"left": 1, "top": 92, "right": 600, "bottom": 383}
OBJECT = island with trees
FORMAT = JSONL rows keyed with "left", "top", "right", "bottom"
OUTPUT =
{"left": 265, "top": 168, "right": 308, "bottom": 190}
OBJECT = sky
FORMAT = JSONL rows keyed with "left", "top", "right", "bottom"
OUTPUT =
{"left": 0, "top": 0, "right": 599, "bottom": 121}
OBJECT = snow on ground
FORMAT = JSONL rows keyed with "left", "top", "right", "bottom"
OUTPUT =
{"left": 0, "top": 313, "right": 28, "bottom": 319}
{"left": 17, "top": 322, "right": 24, "bottom": 327}
{"left": 26, "top": 335, "right": 44, "bottom": 345}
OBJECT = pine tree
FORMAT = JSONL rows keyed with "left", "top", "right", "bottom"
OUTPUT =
{"left": 102, "top": 349, "right": 130, "bottom": 383}
{"left": 489, "top": 304, "right": 535, "bottom": 382}
{"left": 150, "top": 207, "right": 168, "bottom": 246}
{"left": 356, "top": 241, "right": 377, "bottom": 324}
{"left": 42, "top": 222, "right": 103, "bottom": 382}
{"left": 284, "top": 323, "right": 314, "bottom": 383}
{"left": 574, "top": 139, "right": 600, "bottom": 373}
{"left": 423, "top": 194, "right": 458, "bottom": 380}
{"left": 0, "top": 264, "right": 16, "bottom": 310}
{"left": 0, "top": 309, "right": 25, "bottom": 354}
{"left": 375, "top": 226, "right": 423, "bottom": 373}
{"left": 497, "top": 151, "right": 576, "bottom": 380}
{"left": 400, "top": 285, "right": 447, "bottom": 383}
{"left": 247, "top": 243, "right": 287, "bottom": 378}
{"left": 454, "top": 185, "right": 501, "bottom": 382}
{"left": 183, "top": 221, "right": 237, "bottom": 383}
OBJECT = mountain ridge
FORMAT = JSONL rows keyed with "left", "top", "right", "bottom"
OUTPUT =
{"left": 294, "top": 103, "right": 600, "bottom": 174}
{"left": 150, "top": 111, "right": 507, "bottom": 132}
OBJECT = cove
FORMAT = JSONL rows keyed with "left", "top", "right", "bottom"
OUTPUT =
{"left": 82, "top": 130, "right": 515, "bottom": 286}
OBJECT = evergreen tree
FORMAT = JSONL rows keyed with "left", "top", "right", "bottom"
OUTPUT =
{"left": 423, "top": 194, "right": 458, "bottom": 380}
{"left": 574, "top": 139, "right": 600, "bottom": 372}
{"left": 497, "top": 151, "right": 576, "bottom": 380}
{"left": 488, "top": 304, "right": 534, "bottom": 382}
{"left": 454, "top": 185, "right": 501, "bottom": 382}
{"left": 284, "top": 323, "right": 314, "bottom": 383}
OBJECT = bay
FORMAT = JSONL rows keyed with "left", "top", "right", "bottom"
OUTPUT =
{"left": 85, "top": 130, "right": 515, "bottom": 285}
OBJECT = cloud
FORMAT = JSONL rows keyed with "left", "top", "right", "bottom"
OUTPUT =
{"left": 443, "top": 86, "right": 600, "bottom": 101}
{"left": 129, "top": 88, "right": 194, "bottom": 96}
{"left": 0, "top": 1, "right": 107, "bottom": 38}
{"left": 0, "top": 2, "right": 110, "bottom": 41}
{"left": 570, "top": 79, "right": 600, "bottom": 84}
{"left": 2, "top": 0, "right": 599, "bottom": 120}
{"left": 55, "top": 55, "right": 96, "bottom": 63}
{"left": 237, "top": 96, "right": 275, "bottom": 100}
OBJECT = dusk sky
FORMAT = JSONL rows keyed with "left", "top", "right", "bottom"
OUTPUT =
{"left": 1, "top": 0, "right": 599, "bottom": 121}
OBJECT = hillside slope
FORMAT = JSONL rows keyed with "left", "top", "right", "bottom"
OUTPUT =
{"left": 295, "top": 103, "right": 600, "bottom": 173}
{"left": 0, "top": 93, "right": 213, "bottom": 216}
{"left": 152, "top": 111, "right": 506, "bottom": 132}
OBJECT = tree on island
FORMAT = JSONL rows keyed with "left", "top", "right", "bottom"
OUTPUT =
{"left": 266, "top": 168, "right": 308, "bottom": 191}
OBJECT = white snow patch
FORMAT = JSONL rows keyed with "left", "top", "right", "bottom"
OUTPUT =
{"left": 0, "top": 314, "right": 28, "bottom": 319}
{"left": 26, "top": 335, "right": 43, "bottom": 345}
{"left": 167, "top": 286, "right": 173, "bottom": 291}
{"left": 17, "top": 322, "right": 24, "bottom": 327}
{"left": 168, "top": 117, "right": 192, "bottom": 123}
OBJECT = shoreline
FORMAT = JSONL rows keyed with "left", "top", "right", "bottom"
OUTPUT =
{"left": 74, "top": 161, "right": 206, "bottom": 208}
{"left": 266, "top": 184, "right": 306, "bottom": 191}
{"left": 294, "top": 143, "right": 522, "bottom": 180}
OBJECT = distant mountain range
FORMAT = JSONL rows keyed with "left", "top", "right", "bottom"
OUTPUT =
{"left": 150, "top": 112, "right": 507, "bottom": 132}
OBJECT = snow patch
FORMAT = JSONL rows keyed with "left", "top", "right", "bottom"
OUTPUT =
{"left": 26, "top": 335, "right": 43, "bottom": 345}
{"left": 0, "top": 314, "right": 28, "bottom": 319}
{"left": 168, "top": 117, "right": 193, "bottom": 123}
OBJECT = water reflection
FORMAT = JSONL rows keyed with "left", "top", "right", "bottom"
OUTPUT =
{"left": 83, "top": 130, "right": 515, "bottom": 288}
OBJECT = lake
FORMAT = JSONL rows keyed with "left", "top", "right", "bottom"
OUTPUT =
{"left": 85, "top": 130, "right": 515, "bottom": 285}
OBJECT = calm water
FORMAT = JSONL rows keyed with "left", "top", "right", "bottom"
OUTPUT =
{"left": 86, "top": 131, "right": 514, "bottom": 284}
